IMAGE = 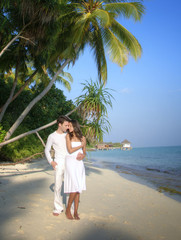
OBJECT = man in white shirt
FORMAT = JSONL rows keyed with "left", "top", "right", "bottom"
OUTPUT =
{"left": 45, "top": 115, "right": 85, "bottom": 216}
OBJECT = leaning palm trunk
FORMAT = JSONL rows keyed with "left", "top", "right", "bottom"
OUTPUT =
{"left": 4, "top": 58, "right": 71, "bottom": 140}
{"left": 0, "top": 61, "right": 20, "bottom": 122}
{"left": 0, "top": 12, "right": 38, "bottom": 58}
{"left": 0, "top": 69, "right": 38, "bottom": 113}
{"left": 0, "top": 33, "right": 22, "bottom": 58}
{"left": 9, "top": 69, "right": 38, "bottom": 105}
{"left": 0, "top": 106, "right": 79, "bottom": 147}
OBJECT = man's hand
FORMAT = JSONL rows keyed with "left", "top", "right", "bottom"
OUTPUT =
{"left": 76, "top": 152, "right": 85, "bottom": 161}
{"left": 51, "top": 161, "right": 57, "bottom": 170}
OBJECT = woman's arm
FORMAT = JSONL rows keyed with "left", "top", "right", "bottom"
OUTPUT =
{"left": 82, "top": 136, "right": 86, "bottom": 156}
{"left": 66, "top": 134, "right": 83, "bottom": 154}
{"left": 76, "top": 136, "right": 86, "bottom": 160}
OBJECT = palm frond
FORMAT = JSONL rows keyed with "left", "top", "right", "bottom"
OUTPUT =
{"left": 104, "top": 1, "right": 145, "bottom": 21}
{"left": 60, "top": 72, "right": 73, "bottom": 83}
{"left": 111, "top": 19, "right": 142, "bottom": 59}
{"left": 56, "top": 76, "right": 71, "bottom": 91}
{"left": 76, "top": 79, "right": 114, "bottom": 121}
{"left": 92, "top": 9, "right": 110, "bottom": 27}
{"left": 90, "top": 24, "right": 107, "bottom": 84}
{"left": 103, "top": 27, "right": 128, "bottom": 68}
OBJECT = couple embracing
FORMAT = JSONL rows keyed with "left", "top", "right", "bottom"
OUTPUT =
{"left": 45, "top": 116, "right": 86, "bottom": 220}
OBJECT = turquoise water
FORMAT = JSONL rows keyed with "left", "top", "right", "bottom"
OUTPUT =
{"left": 87, "top": 146, "right": 181, "bottom": 197}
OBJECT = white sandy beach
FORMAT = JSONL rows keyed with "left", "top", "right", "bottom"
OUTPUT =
{"left": 0, "top": 158, "right": 181, "bottom": 240}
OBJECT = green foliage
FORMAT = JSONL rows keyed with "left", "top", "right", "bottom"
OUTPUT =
{"left": 0, "top": 0, "right": 145, "bottom": 159}
{"left": 65, "top": 0, "right": 144, "bottom": 83}
{"left": 0, "top": 78, "right": 80, "bottom": 161}
{"left": 76, "top": 79, "right": 113, "bottom": 143}
{"left": 0, "top": 133, "right": 44, "bottom": 162}
{"left": 0, "top": 123, "right": 6, "bottom": 143}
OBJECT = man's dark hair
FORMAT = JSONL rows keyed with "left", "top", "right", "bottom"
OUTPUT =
{"left": 57, "top": 115, "right": 71, "bottom": 125}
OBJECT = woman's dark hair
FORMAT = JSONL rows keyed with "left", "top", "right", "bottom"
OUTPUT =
{"left": 68, "top": 120, "right": 83, "bottom": 141}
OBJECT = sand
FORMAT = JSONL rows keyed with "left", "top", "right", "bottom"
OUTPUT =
{"left": 0, "top": 158, "right": 181, "bottom": 240}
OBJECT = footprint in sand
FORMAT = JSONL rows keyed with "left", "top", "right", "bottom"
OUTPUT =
{"left": 17, "top": 225, "right": 24, "bottom": 234}
{"left": 108, "top": 215, "right": 116, "bottom": 221}
{"left": 37, "top": 236, "right": 45, "bottom": 240}
{"left": 123, "top": 220, "right": 131, "bottom": 225}
{"left": 39, "top": 198, "right": 48, "bottom": 202}
{"left": 44, "top": 206, "right": 51, "bottom": 211}
{"left": 104, "top": 193, "right": 115, "bottom": 198}
{"left": 46, "top": 224, "right": 54, "bottom": 230}
{"left": 28, "top": 194, "right": 41, "bottom": 199}
{"left": 31, "top": 203, "right": 39, "bottom": 207}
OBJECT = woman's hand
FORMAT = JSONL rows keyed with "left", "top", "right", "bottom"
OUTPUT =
{"left": 76, "top": 152, "right": 85, "bottom": 161}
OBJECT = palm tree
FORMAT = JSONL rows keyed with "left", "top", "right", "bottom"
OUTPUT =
{"left": 0, "top": 0, "right": 65, "bottom": 121}
{"left": 0, "top": 79, "right": 113, "bottom": 147}
{"left": 4, "top": 0, "right": 145, "bottom": 140}
{"left": 76, "top": 79, "right": 113, "bottom": 142}
{"left": 0, "top": 0, "right": 60, "bottom": 57}
{"left": 76, "top": 79, "right": 114, "bottom": 120}
{"left": 65, "top": 0, "right": 144, "bottom": 83}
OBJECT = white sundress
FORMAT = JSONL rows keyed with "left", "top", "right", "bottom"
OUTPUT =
{"left": 64, "top": 142, "right": 86, "bottom": 193}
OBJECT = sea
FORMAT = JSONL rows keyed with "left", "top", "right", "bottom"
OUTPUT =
{"left": 87, "top": 146, "right": 181, "bottom": 201}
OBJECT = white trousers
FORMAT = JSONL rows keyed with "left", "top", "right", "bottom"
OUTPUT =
{"left": 53, "top": 164, "right": 64, "bottom": 214}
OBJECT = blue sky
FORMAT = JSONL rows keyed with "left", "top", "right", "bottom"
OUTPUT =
{"left": 57, "top": 0, "right": 181, "bottom": 148}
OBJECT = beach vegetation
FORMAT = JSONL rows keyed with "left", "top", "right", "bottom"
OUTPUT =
{"left": 0, "top": 124, "right": 6, "bottom": 143}
{"left": 0, "top": 78, "right": 113, "bottom": 161}
{"left": 0, "top": 79, "right": 80, "bottom": 161}
{"left": 0, "top": 0, "right": 145, "bottom": 158}
{"left": 76, "top": 79, "right": 114, "bottom": 142}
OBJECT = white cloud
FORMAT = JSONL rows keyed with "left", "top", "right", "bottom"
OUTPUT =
{"left": 119, "top": 88, "right": 133, "bottom": 94}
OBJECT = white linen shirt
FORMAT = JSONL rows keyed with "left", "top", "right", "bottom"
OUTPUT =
{"left": 45, "top": 131, "right": 68, "bottom": 165}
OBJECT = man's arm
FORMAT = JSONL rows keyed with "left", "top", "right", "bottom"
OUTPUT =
{"left": 44, "top": 135, "right": 57, "bottom": 169}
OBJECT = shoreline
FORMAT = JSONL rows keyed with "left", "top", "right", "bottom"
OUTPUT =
{"left": 0, "top": 158, "right": 181, "bottom": 240}
{"left": 88, "top": 157, "right": 181, "bottom": 202}
{"left": 87, "top": 148, "right": 181, "bottom": 201}
{"left": 1, "top": 156, "right": 181, "bottom": 201}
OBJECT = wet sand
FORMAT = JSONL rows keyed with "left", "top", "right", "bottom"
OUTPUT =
{"left": 0, "top": 158, "right": 181, "bottom": 240}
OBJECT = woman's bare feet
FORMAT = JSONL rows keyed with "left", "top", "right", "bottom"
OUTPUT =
{"left": 65, "top": 209, "right": 73, "bottom": 220}
{"left": 74, "top": 212, "right": 80, "bottom": 220}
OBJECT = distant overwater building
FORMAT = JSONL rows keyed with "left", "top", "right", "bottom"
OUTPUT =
{"left": 96, "top": 143, "right": 109, "bottom": 150}
{"left": 120, "top": 139, "right": 132, "bottom": 150}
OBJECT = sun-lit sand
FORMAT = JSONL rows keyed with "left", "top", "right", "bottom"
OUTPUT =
{"left": 0, "top": 158, "right": 181, "bottom": 240}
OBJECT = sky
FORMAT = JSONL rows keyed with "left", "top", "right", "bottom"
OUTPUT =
{"left": 56, "top": 0, "right": 181, "bottom": 148}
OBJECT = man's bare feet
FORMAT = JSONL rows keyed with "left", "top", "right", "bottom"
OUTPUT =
{"left": 53, "top": 213, "right": 59, "bottom": 216}
{"left": 53, "top": 210, "right": 63, "bottom": 216}
{"left": 74, "top": 213, "right": 80, "bottom": 220}
{"left": 65, "top": 210, "right": 73, "bottom": 220}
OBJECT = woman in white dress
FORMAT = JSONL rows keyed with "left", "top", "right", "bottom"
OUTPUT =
{"left": 64, "top": 120, "right": 86, "bottom": 220}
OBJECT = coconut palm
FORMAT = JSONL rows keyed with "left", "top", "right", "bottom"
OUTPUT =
{"left": 65, "top": 0, "right": 145, "bottom": 83}
{"left": 0, "top": 0, "right": 67, "bottom": 121}
{"left": 4, "top": 0, "right": 145, "bottom": 140}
